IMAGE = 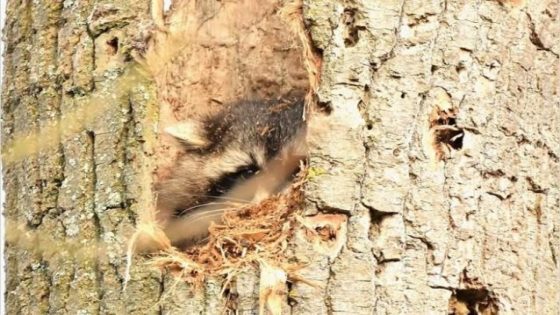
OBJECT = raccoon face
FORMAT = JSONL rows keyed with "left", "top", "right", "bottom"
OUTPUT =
{"left": 156, "top": 94, "right": 306, "bottom": 246}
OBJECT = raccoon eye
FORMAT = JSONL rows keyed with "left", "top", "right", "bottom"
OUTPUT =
{"left": 209, "top": 164, "right": 260, "bottom": 196}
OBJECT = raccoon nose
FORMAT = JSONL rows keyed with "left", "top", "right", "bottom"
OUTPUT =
{"left": 252, "top": 186, "right": 272, "bottom": 203}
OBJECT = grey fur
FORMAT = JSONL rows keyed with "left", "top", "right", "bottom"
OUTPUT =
{"left": 156, "top": 93, "right": 306, "bottom": 247}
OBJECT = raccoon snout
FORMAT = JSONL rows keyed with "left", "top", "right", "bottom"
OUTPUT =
{"left": 252, "top": 186, "right": 272, "bottom": 203}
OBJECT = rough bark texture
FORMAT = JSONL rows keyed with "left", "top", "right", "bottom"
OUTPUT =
{"left": 2, "top": 0, "right": 161, "bottom": 314}
{"left": 3, "top": 0, "right": 560, "bottom": 315}
{"left": 300, "top": 0, "right": 560, "bottom": 314}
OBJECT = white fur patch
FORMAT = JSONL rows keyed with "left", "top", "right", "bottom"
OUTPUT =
{"left": 204, "top": 148, "right": 254, "bottom": 179}
{"left": 164, "top": 121, "right": 208, "bottom": 148}
{"left": 204, "top": 146, "right": 268, "bottom": 179}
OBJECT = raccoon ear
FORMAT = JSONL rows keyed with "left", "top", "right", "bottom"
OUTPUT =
{"left": 164, "top": 121, "right": 209, "bottom": 149}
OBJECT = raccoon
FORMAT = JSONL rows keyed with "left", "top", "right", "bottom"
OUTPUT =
{"left": 156, "top": 93, "right": 306, "bottom": 247}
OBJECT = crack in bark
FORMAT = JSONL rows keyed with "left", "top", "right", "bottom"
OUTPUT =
{"left": 550, "top": 239, "right": 558, "bottom": 267}
{"left": 87, "top": 130, "right": 103, "bottom": 314}
{"left": 123, "top": 96, "right": 137, "bottom": 224}
{"left": 526, "top": 12, "right": 559, "bottom": 58}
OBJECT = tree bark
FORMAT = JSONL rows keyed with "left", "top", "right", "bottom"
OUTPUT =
{"left": 3, "top": 0, "right": 161, "bottom": 313}
{"left": 3, "top": 0, "right": 559, "bottom": 314}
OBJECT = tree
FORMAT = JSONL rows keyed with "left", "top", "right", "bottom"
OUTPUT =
{"left": 3, "top": 0, "right": 559, "bottom": 314}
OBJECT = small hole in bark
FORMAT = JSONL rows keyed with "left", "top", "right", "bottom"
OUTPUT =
{"left": 287, "top": 282, "right": 298, "bottom": 306}
{"left": 315, "top": 225, "right": 338, "bottom": 241}
{"left": 448, "top": 288, "right": 499, "bottom": 315}
{"left": 31, "top": 85, "right": 43, "bottom": 95}
{"left": 223, "top": 287, "right": 239, "bottom": 313}
{"left": 401, "top": 92, "right": 406, "bottom": 99}
{"left": 366, "top": 123, "right": 373, "bottom": 130}
{"left": 343, "top": 8, "right": 364, "bottom": 47}
{"left": 431, "top": 65, "right": 439, "bottom": 73}
{"left": 106, "top": 37, "right": 119, "bottom": 55}
{"left": 449, "top": 132, "right": 464, "bottom": 150}
{"left": 317, "top": 100, "right": 333, "bottom": 114}
{"left": 429, "top": 106, "right": 465, "bottom": 161}
{"left": 456, "top": 62, "right": 466, "bottom": 74}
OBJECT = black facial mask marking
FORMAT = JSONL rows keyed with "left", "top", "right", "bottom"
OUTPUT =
{"left": 208, "top": 163, "right": 261, "bottom": 197}
{"left": 171, "top": 162, "right": 261, "bottom": 217}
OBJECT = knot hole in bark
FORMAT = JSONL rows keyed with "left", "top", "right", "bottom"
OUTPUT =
{"left": 429, "top": 106, "right": 465, "bottom": 160}
{"left": 106, "top": 37, "right": 119, "bottom": 55}
{"left": 448, "top": 288, "right": 499, "bottom": 315}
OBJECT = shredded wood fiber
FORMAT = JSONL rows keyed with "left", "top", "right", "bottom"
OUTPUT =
{"left": 149, "top": 178, "right": 305, "bottom": 283}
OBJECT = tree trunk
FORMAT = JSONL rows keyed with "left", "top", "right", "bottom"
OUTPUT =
{"left": 3, "top": 0, "right": 559, "bottom": 315}
{"left": 2, "top": 0, "right": 161, "bottom": 313}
